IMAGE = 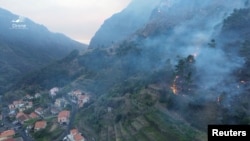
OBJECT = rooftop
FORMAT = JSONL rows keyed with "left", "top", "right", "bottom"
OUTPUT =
{"left": 34, "top": 121, "right": 47, "bottom": 129}
{"left": 29, "top": 112, "right": 38, "bottom": 119}
{"left": 74, "top": 134, "right": 84, "bottom": 141}
{"left": 0, "top": 130, "right": 15, "bottom": 138}
{"left": 58, "top": 110, "right": 70, "bottom": 118}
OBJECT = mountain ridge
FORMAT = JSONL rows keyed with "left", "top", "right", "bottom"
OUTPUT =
{"left": 88, "top": 0, "right": 161, "bottom": 48}
{"left": 0, "top": 7, "right": 87, "bottom": 94}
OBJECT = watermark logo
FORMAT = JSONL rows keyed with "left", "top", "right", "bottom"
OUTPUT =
{"left": 10, "top": 16, "right": 28, "bottom": 30}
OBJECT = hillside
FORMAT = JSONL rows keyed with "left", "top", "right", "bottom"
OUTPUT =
{"left": 88, "top": 0, "right": 161, "bottom": 48}
{"left": 3, "top": 1, "right": 250, "bottom": 141}
{"left": 0, "top": 8, "right": 86, "bottom": 94}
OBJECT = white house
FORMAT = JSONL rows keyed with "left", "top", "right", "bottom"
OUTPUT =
{"left": 50, "top": 87, "right": 59, "bottom": 97}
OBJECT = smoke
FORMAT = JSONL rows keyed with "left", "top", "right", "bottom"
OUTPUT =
{"left": 195, "top": 47, "right": 244, "bottom": 92}
{"left": 134, "top": 0, "right": 248, "bottom": 100}
{"left": 86, "top": 0, "right": 249, "bottom": 102}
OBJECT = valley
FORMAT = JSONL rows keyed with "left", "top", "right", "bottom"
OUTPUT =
{"left": 1, "top": 0, "right": 250, "bottom": 141}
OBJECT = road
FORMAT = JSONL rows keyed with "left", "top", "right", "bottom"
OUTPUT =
{"left": 55, "top": 95, "right": 78, "bottom": 141}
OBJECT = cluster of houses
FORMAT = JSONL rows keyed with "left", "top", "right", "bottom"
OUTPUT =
{"left": 68, "top": 90, "right": 90, "bottom": 108}
{"left": 49, "top": 87, "right": 90, "bottom": 108}
{"left": 8, "top": 94, "right": 39, "bottom": 114}
{"left": 0, "top": 87, "right": 90, "bottom": 141}
{"left": 7, "top": 94, "right": 45, "bottom": 125}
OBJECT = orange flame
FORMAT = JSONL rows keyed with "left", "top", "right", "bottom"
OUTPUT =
{"left": 171, "top": 76, "right": 179, "bottom": 95}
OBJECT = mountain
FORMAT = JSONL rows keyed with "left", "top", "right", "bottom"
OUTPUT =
{"left": 0, "top": 8, "right": 87, "bottom": 94}
{"left": 88, "top": 0, "right": 161, "bottom": 48}
{"left": 4, "top": 1, "right": 250, "bottom": 141}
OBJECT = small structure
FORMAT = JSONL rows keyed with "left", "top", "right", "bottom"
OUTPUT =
{"left": 8, "top": 110, "right": 16, "bottom": 117}
{"left": 74, "top": 134, "right": 85, "bottom": 141}
{"left": 26, "top": 102, "right": 33, "bottom": 109}
{"left": 34, "top": 121, "right": 47, "bottom": 131}
{"left": 50, "top": 87, "right": 59, "bottom": 97}
{"left": 69, "top": 90, "right": 90, "bottom": 108}
{"left": 55, "top": 98, "right": 67, "bottom": 108}
{"left": 9, "top": 100, "right": 33, "bottom": 112}
{"left": 50, "top": 107, "right": 60, "bottom": 115}
{"left": 13, "top": 100, "right": 24, "bottom": 108}
{"left": 25, "top": 94, "right": 33, "bottom": 100}
{"left": 72, "top": 90, "right": 82, "bottom": 97}
{"left": 8, "top": 100, "right": 25, "bottom": 111}
{"left": 77, "top": 95, "right": 89, "bottom": 108}
{"left": 58, "top": 110, "right": 70, "bottom": 124}
{"left": 35, "top": 93, "right": 41, "bottom": 98}
{"left": 16, "top": 112, "right": 30, "bottom": 124}
{"left": 35, "top": 107, "right": 44, "bottom": 116}
{"left": 0, "top": 130, "right": 15, "bottom": 140}
{"left": 29, "top": 112, "right": 39, "bottom": 119}
{"left": 65, "top": 128, "right": 85, "bottom": 141}
{"left": 8, "top": 104, "right": 15, "bottom": 111}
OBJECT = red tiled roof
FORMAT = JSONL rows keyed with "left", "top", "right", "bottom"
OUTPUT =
{"left": 34, "top": 121, "right": 47, "bottom": 130}
{"left": 17, "top": 114, "right": 29, "bottom": 123}
{"left": 29, "top": 112, "right": 38, "bottom": 119}
{"left": 74, "top": 134, "right": 84, "bottom": 141}
{"left": 58, "top": 110, "right": 70, "bottom": 118}
{"left": 16, "top": 112, "right": 26, "bottom": 119}
{"left": 0, "top": 130, "right": 15, "bottom": 138}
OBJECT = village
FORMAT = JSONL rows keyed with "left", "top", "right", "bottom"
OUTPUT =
{"left": 0, "top": 87, "right": 90, "bottom": 141}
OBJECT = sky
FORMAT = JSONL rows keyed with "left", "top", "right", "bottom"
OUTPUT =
{"left": 0, "top": 0, "right": 131, "bottom": 44}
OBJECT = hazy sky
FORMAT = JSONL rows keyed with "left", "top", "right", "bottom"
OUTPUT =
{"left": 0, "top": 0, "right": 131, "bottom": 44}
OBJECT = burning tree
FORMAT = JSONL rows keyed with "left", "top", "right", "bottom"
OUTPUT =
{"left": 171, "top": 55, "right": 196, "bottom": 95}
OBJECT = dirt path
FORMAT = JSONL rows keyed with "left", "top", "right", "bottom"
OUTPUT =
{"left": 49, "top": 123, "right": 57, "bottom": 132}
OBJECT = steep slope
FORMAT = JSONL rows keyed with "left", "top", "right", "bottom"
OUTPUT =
{"left": 89, "top": 0, "right": 161, "bottom": 48}
{"left": 0, "top": 8, "right": 86, "bottom": 94}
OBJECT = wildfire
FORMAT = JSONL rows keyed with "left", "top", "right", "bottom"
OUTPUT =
{"left": 171, "top": 85, "right": 178, "bottom": 94}
{"left": 171, "top": 76, "right": 179, "bottom": 95}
